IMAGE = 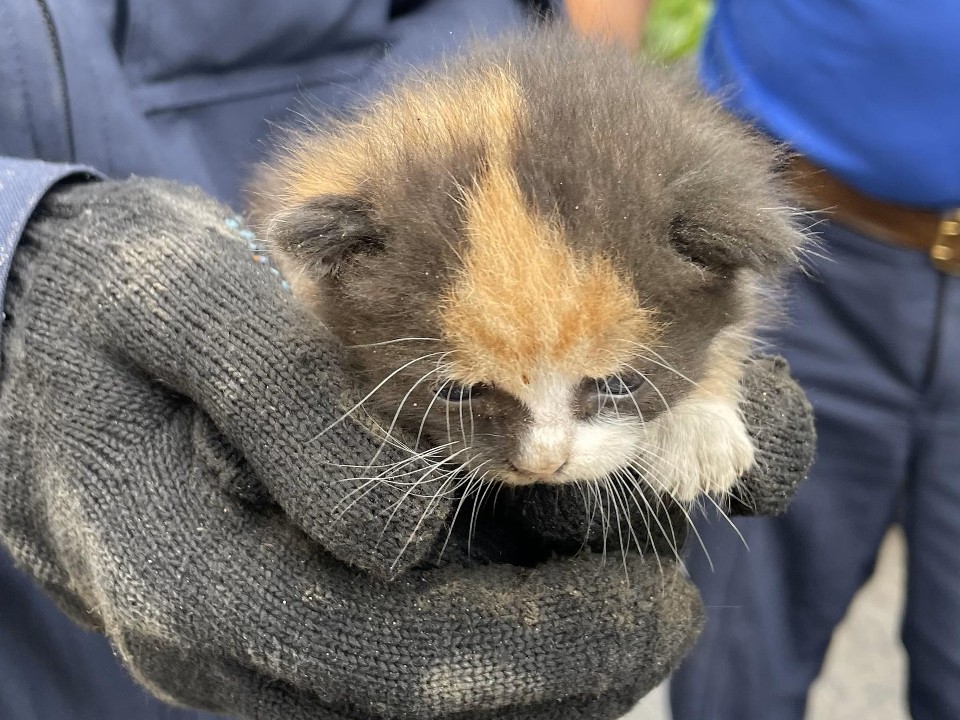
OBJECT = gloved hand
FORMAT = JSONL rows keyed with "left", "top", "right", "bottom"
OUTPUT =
{"left": 0, "top": 178, "right": 707, "bottom": 720}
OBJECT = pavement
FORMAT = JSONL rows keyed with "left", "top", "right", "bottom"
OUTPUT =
{"left": 624, "top": 527, "right": 911, "bottom": 720}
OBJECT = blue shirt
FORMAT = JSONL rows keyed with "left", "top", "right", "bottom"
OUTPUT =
{"left": 701, "top": 0, "right": 960, "bottom": 209}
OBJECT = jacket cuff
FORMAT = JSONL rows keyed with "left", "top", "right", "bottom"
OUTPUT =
{"left": 0, "top": 158, "right": 101, "bottom": 314}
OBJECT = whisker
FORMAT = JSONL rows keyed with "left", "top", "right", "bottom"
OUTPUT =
{"left": 624, "top": 341, "right": 701, "bottom": 389}
{"left": 571, "top": 481, "right": 596, "bottom": 554}
{"left": 467, "top": 388, "right": 476, "bottom": 450}
{"left": 700, "top": 491, "right": 749, "bottom": 551}
{"left": 467, "top": 471, "right": 498, "bottom": 558}
{"left": 457, "top": 390, "right": 469, "bottom": 464}
{"left": 416, "top": 357, "right": 454, "bottom": 448}
{"left": 390, "top": 474, "right": 461, "bottom": 572}
{"left": 631, "top": 460, "right": 714, "bottom": 572}
{"left": 347, "top": 337, "right": 442, "bottom": 349}
{"left": 617, "top": 469, "right": 676, "bottom": 571}
{"left": 436, "top": 460, "right": 493, "bottom": 561}
{"left": 366, "top": 357, "right": 452, "bottom": 469}
{"left": 623, "top": 362, "right": 671, "bottom": 414}
{"left": 603, "top": 475, "right": 634, "bottom": 584}
{"left": 309, "top": 351, "right": 448, "bottom": 442}
{"left": 580, "top": 480, "right": 602, "bottom": 551}
{"left": 322, "top": 440, "right": 457, "bottom": 471}
{"left": 376, "top": 448, "right": 472, "bottom": 526}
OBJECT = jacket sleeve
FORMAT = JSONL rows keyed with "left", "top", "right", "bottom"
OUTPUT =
{"left": 0, "top": 158, "right": 100, "bottom": 312}
{"left": 362, "top": 0, "right": 550, "bottom": 97}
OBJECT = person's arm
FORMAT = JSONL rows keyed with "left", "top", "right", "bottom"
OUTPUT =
{"left": 564, "top": 0, "right": 652, "bottom": 51}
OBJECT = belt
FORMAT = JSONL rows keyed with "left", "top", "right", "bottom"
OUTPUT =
{"left": 787, "top": 157, "right": 960, "bottom": 275}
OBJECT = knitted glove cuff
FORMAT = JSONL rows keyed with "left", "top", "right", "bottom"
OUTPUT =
{"left": 731, "top": 354, "right": 816, "bottom": 516}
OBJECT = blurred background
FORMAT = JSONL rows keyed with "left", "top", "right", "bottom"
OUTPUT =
{"left": 627, "top": 2, "right": 910, "bottom": 718}
{"left": 641, "top": 0, "right": 712, "bottom": 61}
{"left": 629, "top": 529, "right": 908, "bottom": 720}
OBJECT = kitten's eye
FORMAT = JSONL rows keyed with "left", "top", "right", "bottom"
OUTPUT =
{"left": 597, "top": 374, "right": 646, "bottom": 396}
{"left": 436, "top": 380, "right": 485, "bottom": 402}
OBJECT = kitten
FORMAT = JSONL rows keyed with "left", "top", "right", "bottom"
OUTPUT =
{"left": 249, "top": 25, "right": 803, "bottom": 506}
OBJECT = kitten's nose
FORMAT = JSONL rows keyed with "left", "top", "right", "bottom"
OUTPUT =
{"left": 511, "top": 423, "right": 573, "bottom": 481}
{"left": 510, "top": 456, "right": 568, "bottom": 479}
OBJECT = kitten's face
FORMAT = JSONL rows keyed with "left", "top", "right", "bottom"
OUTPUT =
{"left": 255, "top": 30, "right": 802, "bottom": 500}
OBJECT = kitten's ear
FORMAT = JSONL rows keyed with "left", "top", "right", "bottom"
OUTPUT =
{"left": 265, "top": 195, "right": 385, "bottom": 279}
{"left": 670, "top": 216, "right": 801, "bottom": 277}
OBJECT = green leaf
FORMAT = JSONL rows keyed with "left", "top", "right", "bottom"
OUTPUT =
{"left": 642, "top": 0, "right": 713, "bottom": 61}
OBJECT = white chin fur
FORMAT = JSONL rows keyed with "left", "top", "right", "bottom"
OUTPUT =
{"left": 552, "top": 418, "right": 645, "bottom": 484}
{"left": 632, "top": 395, "right": 754, "bottom": 503}
{"left": 552, "top": 396, "right": 753, "bottom": 504}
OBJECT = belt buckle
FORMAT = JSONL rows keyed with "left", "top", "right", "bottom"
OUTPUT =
{"left": 931, "top": 210, "right": 960, "bottom": 275}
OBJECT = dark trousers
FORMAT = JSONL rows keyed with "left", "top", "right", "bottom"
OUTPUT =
{"left": 671, "top": 221, "right": 960, "bottom": 719}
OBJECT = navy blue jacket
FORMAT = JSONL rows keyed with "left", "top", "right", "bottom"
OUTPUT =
{"left": 0, "top": 2, "right": 532, "bottom": 717}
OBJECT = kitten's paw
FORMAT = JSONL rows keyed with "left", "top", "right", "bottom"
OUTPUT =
{"left": 643, "top": 399, "right": 755, "bottom": 503}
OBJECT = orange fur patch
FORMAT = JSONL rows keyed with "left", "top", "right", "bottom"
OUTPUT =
{"left": 256, "top": 65, "right": 523, "bottom": 213}
{"left": 441, "top": 165, "right": 658, "bottom": 394}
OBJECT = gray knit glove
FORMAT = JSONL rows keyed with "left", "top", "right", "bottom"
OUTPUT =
{"left": 0, "top": 179, "right": 709, "bottom": 720}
